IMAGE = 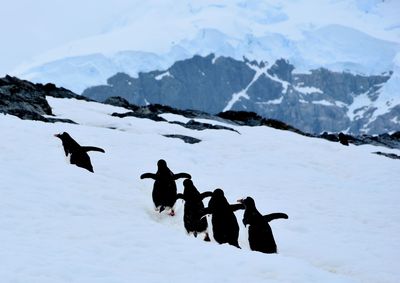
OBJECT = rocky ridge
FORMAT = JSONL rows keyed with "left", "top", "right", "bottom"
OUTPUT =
{"left": 83, "top": 54, "right": 399, "bottom": 135}
{"left": 1, "top": 76, "right": 399, "bottom": 152}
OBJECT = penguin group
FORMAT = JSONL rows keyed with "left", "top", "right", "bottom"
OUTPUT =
{"left": 140, "top": 159, "right": 289, "bottom": 254}
{"left": 55, "top": 132, "right": 288, "bottom": 254}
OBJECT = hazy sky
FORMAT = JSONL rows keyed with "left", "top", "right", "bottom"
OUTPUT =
{"left": 0, "top": 0, "right": 134, "bottom": 75}
{"left": 1, "top": 0, "right": 399, "bottom": 77}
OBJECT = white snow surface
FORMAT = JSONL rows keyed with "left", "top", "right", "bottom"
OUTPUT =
{"left": 294, "top": 85, "right": 323, "bottom": 95}
{"left": 0, "top": 97, "right": 399, "bottom": 282}
{"left": 155, "top": 71, "right": 173, "bottom": 81}
{"left": 3, "top": 0, "right": 400, "bottom": 94}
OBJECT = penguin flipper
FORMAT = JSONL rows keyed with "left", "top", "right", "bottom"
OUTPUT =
{"left": 140, "top": 173, "right": 157, "bottom": 180}
{"left": 230, "top": 203, "right": 245, "bottom": 212}
{"left": 200, "top": 191, "right": 213, "bottom": 199}
{"left": 82, "top": 146, "right": 105, "bottom": 153}
{"left": 176, "top": 193, "right": 186, "bottom": 201}
{"left": 263, "top": 213, "right": 288, "bottom": 222}
{"left": 199, "top": 207, "right": 211, "bottom": 219}
{"left": 174, "top": 173, "right": 191, "bottom": 180}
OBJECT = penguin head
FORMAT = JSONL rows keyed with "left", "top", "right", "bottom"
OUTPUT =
{"left": 157, "top": 159, "right": 168, "bottom": 169}
{"left": 209, "top": 188, "right": 228, "bottom": 210}
{"left": 183, "top": 179, "right": 199, "bottom": 199}
{"left": 238, "top": 196, "right": 256, "bottom": 209}
{"left": 54, "top": 132, "right": 80, "bottom": 152}
{"left": 212, "top": 188, "right": 226, "bottom": 202}
{"left": 54, "top": 132, "right": 70, "bottom": 140}
{"left": 183, "top": 179, "right": 193, "bottom": 188}
{"left": 213, "top": 188, "right": 224, "bottom": 197}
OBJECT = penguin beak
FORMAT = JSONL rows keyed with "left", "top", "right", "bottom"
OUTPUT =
{"left": 237, "top": 198, "right": 244, "bottom": 204}
{"left": 54, "top": 134, "right": 60, "bottom": 138}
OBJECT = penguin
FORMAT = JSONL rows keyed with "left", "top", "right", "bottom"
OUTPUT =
{"left": 201, "top": 188, "right": 244, "bottom": 248}
{"left": 338, "top": 132, "right": 349, "bottom": 146}
{"left": 140, "top": 159, "right": 191, "bottom": 216}
{"left": 54, "top": 132, "right": 105, "bottom": 172}
{"left": 176, "top": 179, "right": 213, "bottom": 241}
{"left": 238, "top": 197, "right": 288, "bottom": 254}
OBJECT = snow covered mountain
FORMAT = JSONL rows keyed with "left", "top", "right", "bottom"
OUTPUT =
{"left": 82, "top": 54, "right": 400, "bottom": 135}
{"left": 10, "top": 0, "right": 400, "bottom": 93}
{"left": 5, "top": 0, "right": 399, "bottom": 135}
{"left": 1, "top": 88, "right": 400, "bottom": 282}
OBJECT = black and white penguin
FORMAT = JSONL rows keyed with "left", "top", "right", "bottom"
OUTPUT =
{"left": 238, "top": 197, "right": 288, "bottom": 254}
{"left": 202, "top": 188, "right": 244, "bottom": 248}
{"left": 140, "top": 159, "right": 191, "bottom": 216}
{"left": 176, "top": 179, "right": 213, "bottom": 241}
{"left": 54, "top": 132, "right": 105, "bottom": 173}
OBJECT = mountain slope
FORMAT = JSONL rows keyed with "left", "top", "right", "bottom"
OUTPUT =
{"left": 82, "top": 55, "right": 399, "bottom": 134}
{"left": 9, "top": 0, "right": 400, "bottom": 94}
{"left": 0, "top": 96, "right": 399, "bottom": 282}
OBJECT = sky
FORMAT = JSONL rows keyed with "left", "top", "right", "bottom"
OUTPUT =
{"left": 1, "top": 0, "right": 399, "bottom": 77}
{"left": 0, "top": 0, "right": 133, "bottom": 75}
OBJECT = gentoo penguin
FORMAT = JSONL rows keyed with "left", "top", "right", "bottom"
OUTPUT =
{"left": 202, "top": 188, "right": 244, "bottom": 248}
{"left": 176, "top": 179, "right": 213, "bottom": 241}
{"left": 54, "top": 132, "right": 105, "bottom": 172}
{"left": 238, "top": 197, "right": 288, "bottom": 254}
{"left": 140, "top": 159, "right": 191, "bottom": 216}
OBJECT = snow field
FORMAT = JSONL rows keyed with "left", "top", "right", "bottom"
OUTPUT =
{"left": 0, "top": 97, "right": 399, "bottom": 282}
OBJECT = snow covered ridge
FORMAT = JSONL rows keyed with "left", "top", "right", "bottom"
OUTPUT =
{"left": 1, "top": 92, "right": 400, "bottom": 282}
{"left": 7, "top": 0, "right": 399, "bottom": 134}
{"left": 82, "top": 54, "right": 400, "bottom": 135}
{"left": 9, "top": 0, "right": 400, "bottom": 91}
{"left": 2, "top": 75, "right": 399, "bottom": 152}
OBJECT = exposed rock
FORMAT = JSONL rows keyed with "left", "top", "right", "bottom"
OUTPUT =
{"left": 0, "top": 75, "right": 86, "bottom": 123}
{"left": 170, "top": 119, "right": 238, "bottom": 133}
{"left": 217, "top": 111, "right": 310, "bottom": 136}
{"left": 318, "top": 131, "right": 400, "bottom": 149}
{"left": 109, "top": 99, "right": 238, "bottom": 132}
{"left": 373, "top": 151, "right": 400, "bottom": 160}
{"left": 83, "top": 54, "right": 395, "bottom": 135}
{"left": 338, "top": 133, "right": 349, "bottom": 146}
{"left": 163, "top": 134, "right": 201, "bottom": 144}
{"left": 2, "top": 74, "right": 399, "bottom": 151}
{"left": 0, "top": 75, "right": 53, "bottom": 119}
{"left": 103, "top": 96, "right": 134, "bottom": 109}
{"left": 111, "top": 111, "right": 166, "bottom": 122}
{"left": 109, "top": 100, "right": 400, "bottom": 149}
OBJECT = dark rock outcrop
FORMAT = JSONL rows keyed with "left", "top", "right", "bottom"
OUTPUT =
{"left": 108, "top": 99, "right": 238, "bottom": 132}
{"left": 163, "top": 134, "right": 201, "bottom": 144}
{"left": 0, "top": 75, "right": 88, "bottom": 123}
{"left": 2, "top": 74, "right": 399, "bottom": 153}
{"left": 217, "top": 111, "right": 310, "bottom": 136}
{"left": 170, "top": 120, "right": 238, "bottom": 133}
{"left": 82, "top": 54, "right": 395, "bottom": 135}
{"left": 373, "top": 151, "right": 400, "bottom": 160}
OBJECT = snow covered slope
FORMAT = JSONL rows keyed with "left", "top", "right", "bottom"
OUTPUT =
{"left": 0, "top": 97, "right": 399, "bottom": 282}
{"left": 8, "top": 0, "right": 400, "bottom": 94}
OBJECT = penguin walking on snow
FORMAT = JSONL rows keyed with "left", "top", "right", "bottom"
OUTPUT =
{"left": 238, "top": 197, "right": 288, "bottom": 254}
{"left": 176, "top": 179, "right": 213, "bottom": 241}
{"left": 140, "top": 159, "right": 191, "bottom": 216}
{"left": 201, "top": 188, "right": 244, "bottom": 248}
{"left": 54, "top": 132, "right": 105, "bottom": 173}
